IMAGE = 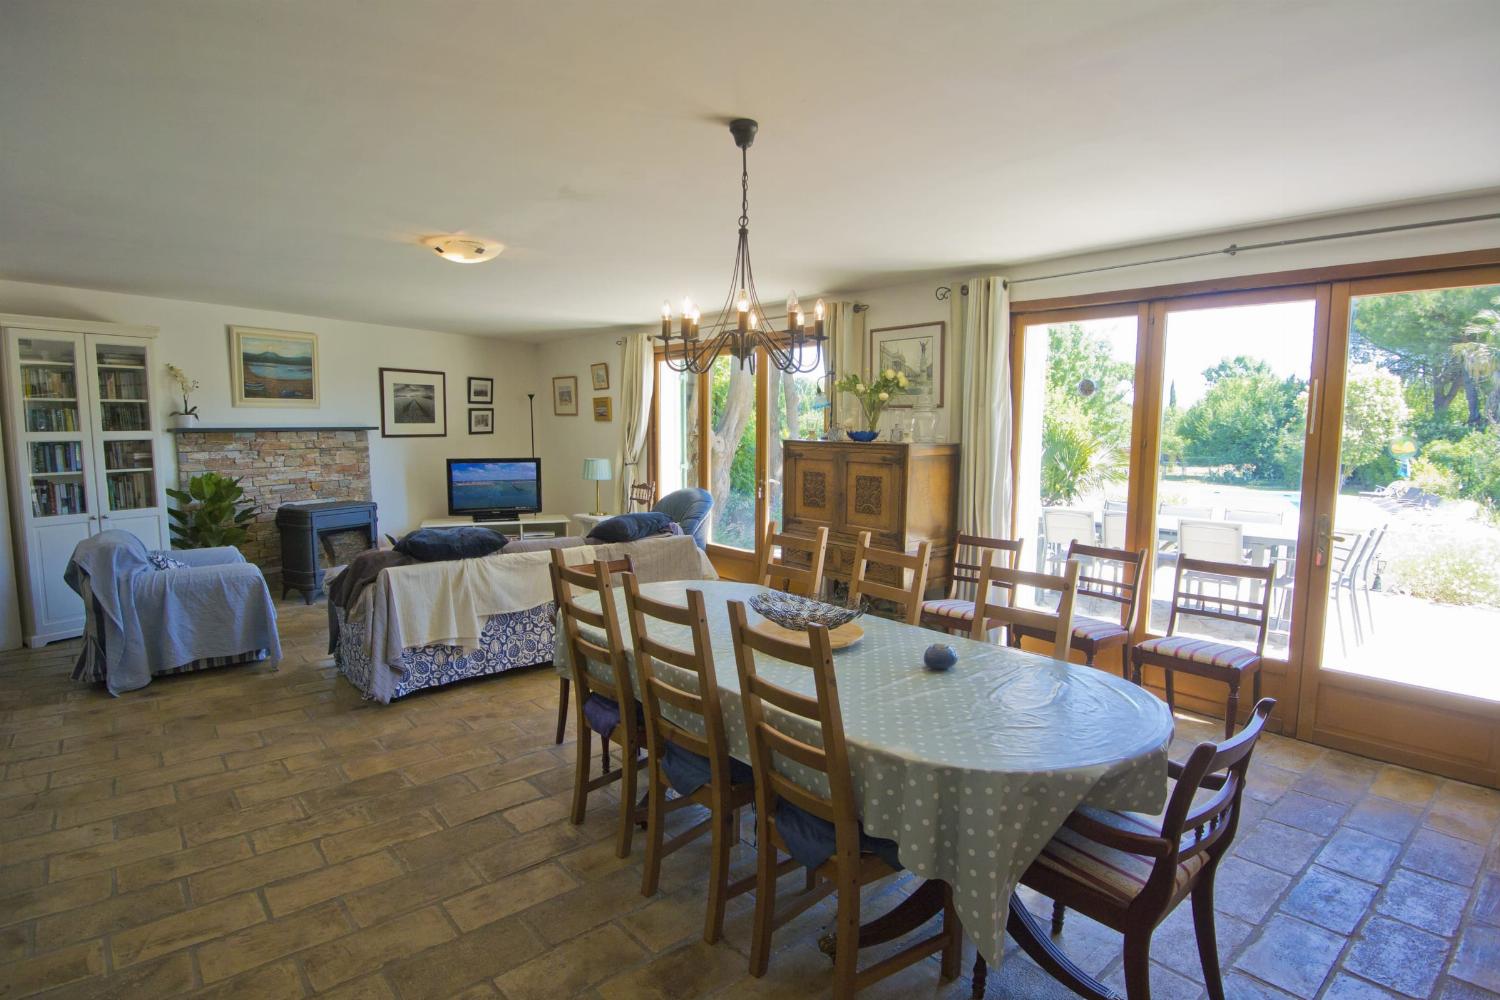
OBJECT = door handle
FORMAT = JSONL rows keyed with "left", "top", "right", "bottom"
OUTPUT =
{"left": 1314, "top": 513, "right": 1331, "bottom": 568}
{"left": 1306, "top": 378, "right": 1320, "bottom": 437}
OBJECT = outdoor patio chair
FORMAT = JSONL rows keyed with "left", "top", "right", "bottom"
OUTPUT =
{"left": 1041, "top": 508, "right": 1095, "bottom": 575}
{"left": 1180, "top": 520, "right": 1247, "bottom": 600}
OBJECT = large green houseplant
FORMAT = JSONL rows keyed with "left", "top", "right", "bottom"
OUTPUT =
{"left": 166, "top": 472, "right": 260, "bottom": 548}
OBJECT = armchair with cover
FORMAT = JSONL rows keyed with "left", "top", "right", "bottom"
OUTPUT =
{"left": 65, "top": 530, "right": 281, "bottom": 695}
{"left": 652, "top": 488, "right": 713, "bottom": 549}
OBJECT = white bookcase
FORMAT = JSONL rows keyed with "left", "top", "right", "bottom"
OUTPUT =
{"left": 1, "top": 316, "right": 166, "bottom": 646}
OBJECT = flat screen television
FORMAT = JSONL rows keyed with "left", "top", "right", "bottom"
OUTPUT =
{"left": 446, "top": 458, "right": 542, "bottom": 521}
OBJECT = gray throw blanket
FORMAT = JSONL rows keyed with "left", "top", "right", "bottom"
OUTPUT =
{"left": 65, "top": 531, "right": 282, "bottom": 696}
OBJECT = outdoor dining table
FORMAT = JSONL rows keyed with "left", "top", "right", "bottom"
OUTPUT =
{"left": 554, "top": 578, "right": 1175, "bottom": 980}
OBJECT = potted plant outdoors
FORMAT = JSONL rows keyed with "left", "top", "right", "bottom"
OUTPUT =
{"left": 834, "top": 368, "right": 908, "bottom": 441}
{"left": 166, "top": 472, "right": 260, "bottom": 549}
{"left": 166, "top": 364, "right": 200, "bottom": 429}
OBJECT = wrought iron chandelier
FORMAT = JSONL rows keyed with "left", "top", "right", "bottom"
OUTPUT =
{"left": 658, "top": 118, "right": 824, "bottom": 374}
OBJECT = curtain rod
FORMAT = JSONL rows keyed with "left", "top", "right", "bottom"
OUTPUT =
{"left": 934, "top": 211, "right": 1500, "bottom": 299}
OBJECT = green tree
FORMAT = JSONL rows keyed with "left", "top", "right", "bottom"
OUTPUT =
{"left": 1339, "top": 368, "right": 1407, "bottom": 482}
{"left": 1039, "top": 325, "right": 1133, "bottom": 504}
{"left": 1176, "top": 357, "right": 1306, "bottom": 484}
{"left": 1350, "top": 286, "right": 1499, "bottom": 429}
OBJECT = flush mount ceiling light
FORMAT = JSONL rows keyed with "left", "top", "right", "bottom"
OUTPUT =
{"left": 422, "top": 235, "right": 503, "bottom": 264}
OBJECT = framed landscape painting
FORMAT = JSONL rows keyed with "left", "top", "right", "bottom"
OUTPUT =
{"left": 869, "top": 321, "right": 945, "bottom": 407}
{"left": 379, "top": 368, "right": 447, "bottom": 437}
{"left": 229, "top": 326, "right": 319, "bottom": 407}
{"left": 467, "top": 376, "right": 493, "bottom": 404}
{"left": 592, "top": 396, "right": 612, "bottom": 421}
{"left": 590, "top": 362, "right": 610, "bottom": 390}
{"left": 553, "top": 375, "right": 578, "bottom": 416}
{"left": 468, "top": 407, "right": 494, "bottom": 434}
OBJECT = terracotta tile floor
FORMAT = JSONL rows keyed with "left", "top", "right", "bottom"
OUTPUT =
{"left": 1, "top": 597, "right": 1498, "bottom": 999}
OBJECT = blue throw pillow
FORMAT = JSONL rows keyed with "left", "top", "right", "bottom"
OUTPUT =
{"left": 393, "top": 527, "right": 505, "bottom": 562}
{"left": 587, "top": 511, "right": 673, "bottom": 544}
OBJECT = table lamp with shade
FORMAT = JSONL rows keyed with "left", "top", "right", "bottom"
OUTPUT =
{"left": 581, "top": 458, "right": 612, "bottom": 516}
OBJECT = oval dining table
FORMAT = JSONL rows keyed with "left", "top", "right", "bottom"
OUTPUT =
{"left": 556, "top": 579, "right": 1175, "bottom": 995}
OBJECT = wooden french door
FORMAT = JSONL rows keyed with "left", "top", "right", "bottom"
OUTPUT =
{"left": 1293, "top": 266, "right": 1500, "bottom": 788}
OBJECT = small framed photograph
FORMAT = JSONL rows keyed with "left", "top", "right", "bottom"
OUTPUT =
{"left": 869, "top": 321, "right": 945, "bottom": 408}
{"left": 229, "top": 326, "right": 319, "bottom": 408}
{"left": 468, "top": 407, "right": 494, "bottom": 434}
{"left": 552, "top": 375, "right": 578, "bottom": 416}
{"left": 467, "top": 376, "right": 493, "bottom": 404}
{"left": 593, "top": 396, "right": 612, "bottom": 421}
{"left": 590, "top": 362, "right": 610, "bottom": 391}
{"left": 379, "top": 368, "right": 447, "bottom": 437}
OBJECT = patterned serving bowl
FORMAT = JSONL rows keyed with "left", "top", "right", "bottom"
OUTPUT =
{"left": 748, "top": 590, "right": 863, "bottom": 631}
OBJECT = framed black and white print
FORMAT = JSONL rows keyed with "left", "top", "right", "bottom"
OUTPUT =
{"left": 868, "top": 321, "right": 945, "bottom": 408}
{"left": 467, "top": 376, "right": 494, "bottom": 404}
{"left": 379, "top": 367, "right": 447, "bottom": 437}
{"left": 468, "top": 407, "right": 494, "bottom": 434}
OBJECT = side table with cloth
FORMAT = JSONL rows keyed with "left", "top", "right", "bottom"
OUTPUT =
{"left": 66, "top": 530, "right": 281, "bottom": 696}
{"left": 554, "top": 579, "right": 1174, "bottom": 974}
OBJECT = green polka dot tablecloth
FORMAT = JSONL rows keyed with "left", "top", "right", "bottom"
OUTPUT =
{"left": 556, "top": 580, "right": 1174, "bottom": 968}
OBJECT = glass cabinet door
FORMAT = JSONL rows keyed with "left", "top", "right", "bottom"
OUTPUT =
{"left": 88, "top": 339, "right": 158, "bottom": 515}
{"left": 16, "top": 334, "right": 91, "bottom": 518}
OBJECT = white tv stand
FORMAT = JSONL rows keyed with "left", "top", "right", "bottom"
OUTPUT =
{"left": 418, "top": 513, "right": 573, "bottom": 540}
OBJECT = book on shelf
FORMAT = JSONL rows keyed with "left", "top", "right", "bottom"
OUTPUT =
{"left": 26, "top": 406, "right": 79, "bottom": 432}
{"left": 30, "top": 442, "right": 82, "bottom": 473}
{"left": 30, "top": 479, "right": 86, "bottom": 517}
{"left": 20, "top": 367, "right": 76, "bottom": 399}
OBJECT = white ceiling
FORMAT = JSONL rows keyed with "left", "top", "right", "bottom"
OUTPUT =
{"left": 2, "top": 0, "right": 1498, "bottom": 338}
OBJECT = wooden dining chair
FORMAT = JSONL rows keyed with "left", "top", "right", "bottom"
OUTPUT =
{"left": 974, "top": 699, "right": 1276, "bottom": 1000}
{"left": 623, "top": 575, "right": 757, "bottom": 944}
{"left": 551, "top": 552, "right": 635, "bottom": 745}
{"left": 551, "top": 553, "right": 647, "bottom": 858}
{"left": 629, "top": 479, "right": 657, "bottom": 511}
{"left": 727, "top": 599, "right": 961, "bottom": 998}
{"left": 757, "top": 523, "right": 829, "bottom": 598}
{"left": 969, "top": 549, "right": 1081, "bottom": 661}
{"left": 847, "top": 530, "right": 931, "bottom": 625}
{"left": 919, "top": 533, "right": 1023, "bottom": 634}
{"left": 1006, "top": 542, "right": 1146, "bottom": 679}
{"left": 1131, "top": 556, "right": 1276, "bottom": 738}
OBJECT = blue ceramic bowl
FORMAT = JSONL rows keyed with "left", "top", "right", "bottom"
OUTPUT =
{"left": 923, "top": 643, "right": 958, "bottom": 672}
{"left": 847, "top": 430, "right": 880, "bottom": 442}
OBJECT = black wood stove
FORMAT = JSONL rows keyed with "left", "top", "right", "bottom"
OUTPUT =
{"left": 275, "top": 500, "right": 378, "bottom": 603}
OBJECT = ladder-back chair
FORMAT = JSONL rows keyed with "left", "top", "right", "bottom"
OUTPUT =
{"left": 919, "top": 533, "right": 1023, "bottom": 634}
{"left": 728, "top": 600, "right": 961, "bottom": 998}
{"left": 847, "top": 530, "right": 931, "bottom": 625}
{"left": 757, "top": 523, "right": 829, "bottom": 598}
{"left": 623, "top": 576, "right": 756, "bottom": 943}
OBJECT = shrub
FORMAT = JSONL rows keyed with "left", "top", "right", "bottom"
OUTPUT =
{"left": 1422, "top": 429, "right": 1500, "bottom": 506}
{"left": 1407, "top": 457, "right": 1460, "bottom": 499}
{"left": 1386, "top": 528, "right": 1500, "bottom": 606}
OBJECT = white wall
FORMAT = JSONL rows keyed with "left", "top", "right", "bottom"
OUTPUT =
{"left": 0, "top": 279, "right": 539, "bottom": 540}
{"left": 532, "top": 329, "right": 629, "bottom": 516}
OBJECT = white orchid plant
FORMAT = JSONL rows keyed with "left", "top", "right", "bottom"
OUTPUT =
{"left": 834, "top": 368, "right": 908, "bottom": 431}
{"left": 166, "top": 363, "right": 200, "bottom": 417}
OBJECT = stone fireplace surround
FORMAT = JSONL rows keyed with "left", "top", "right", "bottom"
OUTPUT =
{"left": 171, "top": 427, "right": 374, "bottom": 583}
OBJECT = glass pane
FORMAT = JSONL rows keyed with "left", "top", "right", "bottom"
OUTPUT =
{"left": 654, "top": 361, "right": 699, "bottom": 498}
{"left": 1014, "top": 316, "right": 1137, "bottom": 618}
{"left": 104, "top": 440, "right": 156, "bottom": 511}
{"left": 96, "top": 342, "right": 150, "bottom": 431}
{"left": 1150, "top": 300, "right": 1317, "bottom": 660}
{"left": 769, "top": 342, "right": 827, "bottom": 529}
{"left": 18, "top": 336, "right": 88, "bottom": 517}
{"left": 1322, "top": 282, "right": 1500, "bottom": 699}
{"left": 708, "top": 354, "right": 757, "bottom": 549}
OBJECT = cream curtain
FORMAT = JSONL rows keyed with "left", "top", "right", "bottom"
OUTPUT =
{"left": 821, "top": 300, "right": 861, "bottom": 431}
{"left": 617, "top": 331, "right": 655, "bottom": 511}
{"left": 957, "top": 277, "right": 1012, "bottom": 537}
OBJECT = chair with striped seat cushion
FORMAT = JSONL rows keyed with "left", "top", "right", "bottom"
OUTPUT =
{"left": 975, "top": 699, "right": 1276, "bottom": 1000}
{"left": 1131, "top": 556, "right": 1276, "bottom": 739}
{"left": 919, "top": 533, "right": 1022, "bottom": 635}
{"left": 1132, "top": 635, "right": 1259, "bottom": 672}
{"left": 1006, "top": 542, "right": 1146, "bottom": 680}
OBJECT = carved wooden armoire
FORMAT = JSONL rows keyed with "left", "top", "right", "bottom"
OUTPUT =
{"left": 780, "top": 440, "right": 960, "bottom": 596}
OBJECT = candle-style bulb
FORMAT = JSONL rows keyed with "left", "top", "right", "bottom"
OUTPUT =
{"left": 814, "top": 299, "right": 825, "bottom": 320}
{"left": 681, "top": 297, "right": 693, "bottom": 316}
{"left": 737, "top": 291, "right": 749, "bottom": 313}
{"left": 662, "top": 301, "right": 672, "bottom": 319}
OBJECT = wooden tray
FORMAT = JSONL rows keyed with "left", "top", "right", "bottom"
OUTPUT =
{"left": 750, "top": 620, "right": 864, "bottom": 650}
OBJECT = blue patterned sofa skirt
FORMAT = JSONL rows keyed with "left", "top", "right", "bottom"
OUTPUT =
{"left": 334, "top": 602, "right": 555, "bottom": 702}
